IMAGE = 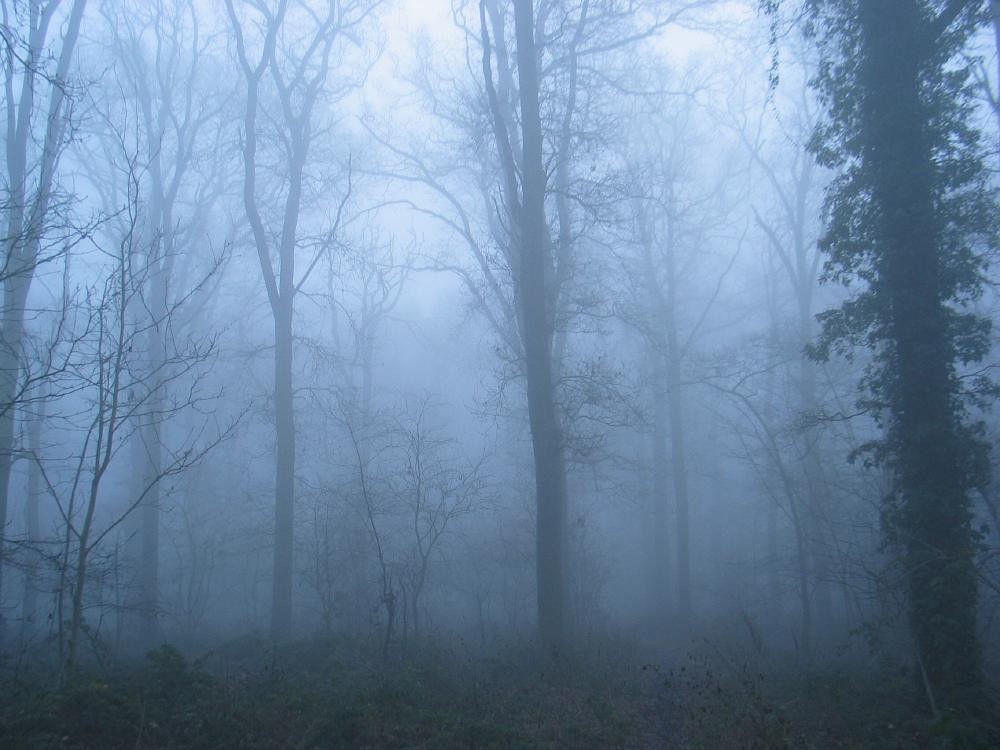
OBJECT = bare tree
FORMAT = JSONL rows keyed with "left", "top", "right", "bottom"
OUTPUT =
{"left": 81, "top": 0, "right": 231, "bottom": 645}
{"left": 336, "top": 397, "right": 488, "bottom": 655}
{"left": 224, "top": 0, "right": 377, "bottom": 640}
{"left": 389, "top": 397, "right": 488, "bottom": 641}
{"left": 0, "top": 0, "right": 88, "bottom": 639}
{"left": 365, "top": 0, "right": 714, "bottom": 650}
{"left": 341, "top": 408, "right": 395, "bottom": 659}
{"left": 44, "top": 169, "right": 229, "bottom": 670}
{"left": 297, "top": 231, "right": 409, "bottom": 634}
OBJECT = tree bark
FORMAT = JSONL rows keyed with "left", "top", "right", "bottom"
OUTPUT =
{"left": 272, "top": 300, "right": 295, "bottom": 640}
{"left": 513, "top": 0, "right": 568, "bottom": 650}
{"left": 0, "top": 290, "right": 27, "bottom": 637}
{"left": 859, "top": 0, "right": 981, "bottom": 706}
{"left": 665, "top": 312, "right": 691, "bottom": 633}
{"left": 21, "top": 394, "right": 44, "bottom": 640}
{"left": 661, "top": 220, "right": 692, "bottom": 634}
{"left": 992, "top": 0, "right": 1000, "bottom": 152}
{"left": 137, "top": 208, "right": 167, "bottom": 648}
{"left": 650, "top": 358, "right": 671, "bottom": 627}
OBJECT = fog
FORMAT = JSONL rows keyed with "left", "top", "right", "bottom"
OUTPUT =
{"left": 1, "top": 0, "right": 999, "bottom": 746}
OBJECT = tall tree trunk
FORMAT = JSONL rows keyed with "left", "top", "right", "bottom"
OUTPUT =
{"left": 224, "top": 0, "right": 316, "bottom": 641}
{"left": 762, "top": 286, "right": 783, "bottom": 618}
{"left": 272, "top": 300, "right": 295, "bottom": 641}
{"left": 0, "top": 289, "right": 27, "bottom": 639}
{"left": 137, "top": 230, "right": 168, "bottom": 647}
{"left": 859, "top": 0, "right": 981, "bottom": 707}
{"left": 797, "top": 288, "right": 833, "bottom": 646}
{"left": 67, "top": 475, "right": 102, "bottom": 671}
{"left": 0, "top": 0, "right": 87, "bottom": 642}
{"left": 138, "top": 407, "right": 162, "bottom": 644}
{"left": 21, "top": 394, "right": 44, "bottom": 640}
{"left": 665, "top": 329, "right": 691, "bottom": 633}
{"left": 992, "top": 0, "right": 1000, "bottom": 155}
{"left": 640, "top": 226, "right": 671, "bottom": 632}
{"left": 789, "top": 494, "right": 813, "bottom": 660}
{"left": 650, "top": 360, "right": 671, "bottom": 628}
{"left": 513, "top": 0, "right": 568, "bottom": 650}
{"left": 662, "top": 225, "right": 692, "bottom": 633}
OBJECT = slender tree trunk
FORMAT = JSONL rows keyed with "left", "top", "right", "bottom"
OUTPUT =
{"left": 412, "top": 575, "right": 423, "bottom": 640}
{"left": 476, "top": 591, "right": 487, "bottom": 648}
{"left": 767, "top": 425, "right": 814, "bottom": 659}
{"left": 135, "top": 133, "right": 173, "bottom": 646}
{"left": 797, "top": 294, "right": 834, "bottom": 645}
{"left": 272, "top": 300, "right": 295, "bottom": 641}
{"left": 650, "top": 361, "right": 671, "bottom": 628}
{"left": 0, "top": 171, "right": 30, "bottom": 614}
{"left": 22, "top": 395, "right": 44, "bottom": 639}
{"left": 224, "top": 0, "right": 305, "bottom": 642}
{"left": 663, "top": 227, "right": 692, "bottom": 633}
{"left": 789, "top": 499, "right": 813, "bottom": 661}
{"left": 0, "top": 280, "right": 28, "bottom": 641}
{"left": 992, "top": 0, "right": 1000, "bottom": 156}
{"left": 138, "top": 411, "right": 162, "bottom": 644}
{"left": 137, "top": 253, "right": 167, "bottom": 646}
{"left": 513, "top": 0, "right": 568, "bottom": 650}
{"left": 762, "top": 301, "right": 783, "bottom": 617}
{"left": 269, "top": 143, "right": 303, "bottom": 642}
{"left": 68, "top": 478, "right": 101, "bottom": 671}
{"left": 762, "top": 407, "right": 813, "bottom": 659}
{"left": 665, "top": 332, "right": 691, "bottom": 633}
{"left": 640, "top": 231, "right": 671, "bottom": 632}
{"left": 766, "top": 497, "right": 780, "bottom": 613}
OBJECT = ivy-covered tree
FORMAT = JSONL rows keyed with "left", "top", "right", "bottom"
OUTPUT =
{"left": 801, "top": 0, "right": 997, "bottom": 712}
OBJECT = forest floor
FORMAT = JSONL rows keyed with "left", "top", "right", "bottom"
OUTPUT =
{"left": 1, "top": 634, "right": 997, "bottom": 749}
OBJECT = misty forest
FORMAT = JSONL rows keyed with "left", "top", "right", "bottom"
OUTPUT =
{"left": 1, "top": 0, "right": 1000, "bottom": 747}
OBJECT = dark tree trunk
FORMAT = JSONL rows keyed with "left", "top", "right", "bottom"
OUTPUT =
{"left": 858, "top": 0, "right": 981, "bottom": 707}
{"left": 659, "top": 219, "right": 691, "bottom": 634}
{"left": 513, "top": 0, "right": 568, "bottom": 651}
{"left": 0, "top": 295, "right": 26, "bottom": 641}
{"left": 21, "top": 394, "right": 44, "bottom": 640}
{"left": 992, "top": 0, "right": 1000, "bottom": 152}
{"left": 798, "top": 291, "right": 834, "bottom": 647}
{"left": 650, "top": 361, "right": 671, "bottom": 627}
{"left": 271, "top": 301, "right": 295, "bottom": 641}
{"left": 137, "top": 254, "right": 168, "bottom": 646}
{"left": 664, "top": 315, "right": 691, "bottom": 634}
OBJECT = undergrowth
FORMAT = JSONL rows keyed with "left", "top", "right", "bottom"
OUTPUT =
{"left": 0, "top": 635, "right": 996, "bottom": 748}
